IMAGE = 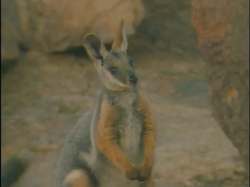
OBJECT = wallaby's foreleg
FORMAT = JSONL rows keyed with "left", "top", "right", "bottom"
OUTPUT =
{"left": 140, "top": 174, "right": 153, "bottom": 187}
{"left": 97, "top": 100, "right": 138, "bottom": 180}
{"left": 136, "top": 96, "right": 156, "bottom": 181}
{"left": 65, "top": 169, "right": 92, "bottom": 187}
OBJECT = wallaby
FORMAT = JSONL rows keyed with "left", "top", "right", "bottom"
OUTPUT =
{"left": 52, "top": 19, "right": 156, "bottom": 187}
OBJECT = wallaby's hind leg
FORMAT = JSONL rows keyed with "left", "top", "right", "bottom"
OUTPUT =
{"left": 140, "top": 174, "right": 153, "bottom": 187}
{"left": 65, "top": 169, "right": 93, "bottom": 187}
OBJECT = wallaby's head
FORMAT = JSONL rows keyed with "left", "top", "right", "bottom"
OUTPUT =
{"left": 83, "top": 20, "right": 137, "bottom": 92}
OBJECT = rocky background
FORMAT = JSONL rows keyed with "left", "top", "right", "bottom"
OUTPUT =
{"left": 1, "top": 0, "right": 249, "bottom": 187}
{"left": 2, "top": 0, "right": 199, "bottom": 60}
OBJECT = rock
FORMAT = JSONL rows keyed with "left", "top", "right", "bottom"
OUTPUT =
{"left": 1, "top": 23, "right": 20, "bottom": 61}
{"left": 136, "top": 0, "right": 200, "bottom": 56}
{"left": 191, "top": 0, "right": 249, "bottom": 179}
{"left": 1, "top": 0, "right": 22, "bottom": 62}
{"left": 151, "top": 99, "right": 246, "bottom": 187}
{"left": 1, "top": 0, "right": 203, "bottom": 57}
{"left": 14, "top": 0, "right": 145, "bottom": 53}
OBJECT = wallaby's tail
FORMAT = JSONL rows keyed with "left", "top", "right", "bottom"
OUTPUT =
{"left": 1, "top": 157, "right": 29, "bottom": 187}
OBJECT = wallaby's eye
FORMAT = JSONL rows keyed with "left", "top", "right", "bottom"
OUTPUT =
{"left": 108, "top": 67, "right": 117, "bottom": 75}
{"left": 128, "top": 60, "right": 134, "bottom": 67}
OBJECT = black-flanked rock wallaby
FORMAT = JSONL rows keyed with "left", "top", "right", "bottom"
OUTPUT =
{"left": 53, "top": 20, "right": 156, "bottom": 187}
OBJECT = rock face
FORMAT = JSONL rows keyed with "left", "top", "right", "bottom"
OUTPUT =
{"left": 14, "top": 0, "right": 145, "bottom": 53}
{"left": 136, "top": 0, "right": 199, "bottom": 56}
{"left": 2, "top": 0, "right": 201, "bottom": 56}
{"left": 1, "top": 0, "right": 22, "bottom": 62}
{"left": 2, "top": 0, "right": 201, "bottom": 55}
{"left": 191, "top": 0, "right": 249, "bottom": 179}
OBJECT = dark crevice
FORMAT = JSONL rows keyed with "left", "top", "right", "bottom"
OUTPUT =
{"left": 1, "top": 60, "right": 18, "bottom": 75}
{"left": 105, "top": 43, "right": 112, "bottom": 51}
{"left": 18, "top": 43, "right": 29, "bottom": 53}
{"left": 53, "top": 43, "right": 113, "bottom": 59}
{"left": 53, "top": 46, "right": 88, "bottom": 58}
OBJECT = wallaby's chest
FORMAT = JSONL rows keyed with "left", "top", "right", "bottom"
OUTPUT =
{"left": 116, "top": 107, "right": 143, "bottom": 164}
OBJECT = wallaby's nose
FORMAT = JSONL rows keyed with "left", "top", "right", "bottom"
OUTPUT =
{"left": 129, "top": 75, "right": 138, "bottom": 84}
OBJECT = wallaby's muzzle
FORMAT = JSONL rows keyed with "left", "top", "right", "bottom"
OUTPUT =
{"left": 129, "top": 74, "right": 138, "bottom": 85}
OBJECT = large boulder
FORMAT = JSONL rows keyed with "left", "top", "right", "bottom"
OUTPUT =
{"left": 14, "top": 0, "right": 145, "bottom": 53}
{"left": 1, "top": 0, "right": 22, "bottom": 62}
{"left": 191, "top": 0, "right": 249, "bottom": 181}
{"left": 2, "top": 0, "right": 200, "bottom": 56}
{"left": 1, "top": 18, "right": 21, "bottom": 62}
{"left": 135, "top": 0, "right": 199, "bottom": 56}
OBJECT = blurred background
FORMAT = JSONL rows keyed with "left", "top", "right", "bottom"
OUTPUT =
{"left": 1, "top": 0, "right": 249, "bottom": 187}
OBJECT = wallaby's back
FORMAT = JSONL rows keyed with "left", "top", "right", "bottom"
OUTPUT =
{"left": 52, "top": 110, "right": 92, "bottom": 186}
{"left": 52, "top": 94, "right": 103, "bottom": 187}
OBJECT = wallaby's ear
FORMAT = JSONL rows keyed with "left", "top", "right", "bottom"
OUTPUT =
{"left": 111, "top": 19, "right": 128, "bottom": 53}
{"left": 83, "top": 34, "right": 108, "bottom": 63}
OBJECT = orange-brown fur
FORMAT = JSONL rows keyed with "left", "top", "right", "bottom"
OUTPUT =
{"left": 96, "top": 95, "right": 155, "bottom": 182}
{"left": 112, "top": 20, "right": 124, "bottom": 50}
{"left": 140, "top": 174, "right": 153, "bottom": 187}
{"left": 96, "top": 99, "right": 138, "bottom": 180}
{"left": 136, "top": 96, "right": 156, "bottom": 180}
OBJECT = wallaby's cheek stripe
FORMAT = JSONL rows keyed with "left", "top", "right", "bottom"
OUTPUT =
{"left": 102, "top": 68, "right": 130, "bottom": 91}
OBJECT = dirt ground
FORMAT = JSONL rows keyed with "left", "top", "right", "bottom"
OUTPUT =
{"left": 1, "top": 44, "right": 247, "bottom": 187}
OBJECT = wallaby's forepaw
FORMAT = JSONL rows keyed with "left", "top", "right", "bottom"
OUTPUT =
{"left": 138, "top": 163, "right": 152, "bottom": 181}
{"left": 124, "top": 163, "right": 138, "bottom": 180}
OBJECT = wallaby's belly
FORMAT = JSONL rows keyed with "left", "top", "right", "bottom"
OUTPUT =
{"left": 94, "top": 158, "right": 141, "bottom": 187}
{"left": 118, "top": 118, "right": 143, "bottom": 165}
{"left": 93, "top": 112, "right": 143, "bottom": 187}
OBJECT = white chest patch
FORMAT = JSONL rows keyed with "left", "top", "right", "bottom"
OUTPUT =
{"left": 117, "top": 108, "right": 143, "bottom": 165}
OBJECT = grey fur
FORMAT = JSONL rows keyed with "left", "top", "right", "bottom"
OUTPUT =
{"left": 52, "top": 94, "right": 102, "bottom": 187}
